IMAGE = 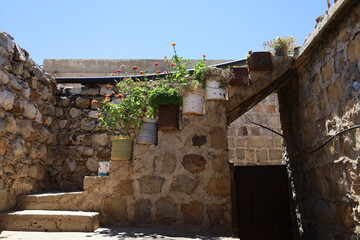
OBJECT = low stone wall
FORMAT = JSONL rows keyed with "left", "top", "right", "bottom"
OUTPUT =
{"left": 0, "top": 32, "right": 57, "bottom": 211}
{"left": 279, "top": 1, "right": 360, "bottom": 238}
{"left": 227, "top": 93, "right": 283, "bottom": 165}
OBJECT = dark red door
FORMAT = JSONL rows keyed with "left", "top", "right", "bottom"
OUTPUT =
{"left": 235, "top": 165, "right": 293, "bottom": 240}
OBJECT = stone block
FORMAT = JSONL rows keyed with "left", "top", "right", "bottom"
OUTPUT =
{"left": 256, "top": 149, "right": 268, "bottom": 162}
{"left": 0, "top": 70, "right": 9, "bottom": 84}
{"left": 139, "top": 175, "right": 165, "bottom": 194}
{"left": 28, "top": 164, "right": 46, "bottom": 181}
{"left": 104, "top": 196, "right": 128, "bottom": 223}
{"left": 236, "top": 149, "right": 245, "bottom": 160}
{"left": 266, "top": 105, "right": 276, "bottom": 114}
{"left": 134, "top": 199, "right": 151, "bottom": 224}
{"left": 69, "top": 108, "right": 82, "bottom": 118}
{"left": 83, "top": 147, "right": 94, "bottom": 157}
{"left": 327, "top": 77, "right": 342, "bottom": 102}
{"left": 12, "top": 139, "right": 25, "bottom": 159}
{"left": 23, "top": 103, "right": 37, "bottom": 119}
{"left": 321, "top": 58, "right": 334, "bottom": 82}
{"left": 83, "top": 176, "right": 107, "bottom": 190}
{"left": 75, "top": 97, "right": 90, "bottom": 108}
{"left": 209, "top": 126, "right": 227, "bottom": 149}
{"left": 155, "top": 197, "right": 176, "bottom": 222}
{"left": 81, "top": 119, "right": 95, "bottom": 131}
{"left": 82, "top": 88, "right": 100, "bottom": 96}
{"left": 88, "top": 110, "right": 99, "bottom": 119}
{"left": 0, "top": 90, "right": 14, "bottom": 110}
{"left": 192, "top": 135, "right": 206, "bottom": 147}
{"left": 85, "top": 158, "right": 98, "bottom": 172}
{"left": 97, "top": 148, "right": 110, "bottom": 158}
{"left": 247, "top": 138, "right": 265, "bottom": 148}
{"left": 269, "top": 149, "right": 282, "bottom": 160}
{"left": 92, "top": 133, "right": 108, "bottom": 146}
{"left": 207, "top": 204, "right": 225, "bottom": 227}
{"left": 57, "top": 97, "right": 70, "bottom": 107}
{"left": 211, "top": 151, "right": 229, "bottom": 172}
{"left": 65, "top": 158, "right": 77, "bottom": 173}
{"left": 154, "top": 153, "right": 176, "bottom": 173}
{"left": 18, "top": 120, "right": 34, "bottom": 139}
{"left": 246, "top": 149, "right": 255, "bottom": 161}
{"left": 238, "top": 127, "right": 248, "bottom": 136}
{"left": 181, "top": 201, "right": 203, "bottom": 225}
{"left": 6, "top": 116, "right": 18, "bottom": 134}
{"left": 182, "top": 154, "right": 206, "bottom": 173}
{"left": 347, "top": 33, "right": 360, "bottom": 62}
{"left": 171, "top": 175, "right": 199, "bottom": 194}
{"left": 206, "top": 177, "right": 230, "bottom": 196}
{"left": 235, "top": 139, "right": 246, "bottom": 147}
{"left": 114, "top": 180, "right": 133, "bottom": 196}
{"left": 0, "top": 139, "right": 6, "bottom": 156}
{"left": 249, "top": 127, "right": 260, "bottom": 136}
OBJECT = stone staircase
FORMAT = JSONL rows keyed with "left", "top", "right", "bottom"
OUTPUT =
{"left": 0, "top": 192, "right": 100, "bottom": 232}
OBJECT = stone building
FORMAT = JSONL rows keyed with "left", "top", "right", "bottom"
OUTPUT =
{"left": 0, "top": 0, "right": 359, "bottom": 238}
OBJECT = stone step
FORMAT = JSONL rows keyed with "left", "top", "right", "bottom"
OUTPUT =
{"left": 17, "top": 192, "right": 84, "bottom": 210}
{"left": 0, "top": 210, "right": 100, "bottom": 232}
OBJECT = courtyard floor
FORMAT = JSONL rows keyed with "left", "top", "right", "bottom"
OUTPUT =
{"left": 0, "top": 227, "right": 239, "bottom": 240}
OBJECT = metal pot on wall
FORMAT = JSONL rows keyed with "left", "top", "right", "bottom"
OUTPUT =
{"left": 158, "top": 104, "right": 179, "bottom": 130}
{"left": 136, "top": 117, "right": 158, "bottom": 145}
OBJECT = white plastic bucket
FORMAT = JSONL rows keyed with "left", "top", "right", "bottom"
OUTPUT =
{"left": 182, "top": 89, "right": 204, "bottom": 115}
{"left": 205, "top": 80, "right": 227, "bottom": 100}
{"left": 136, "top": 117, "right": 158, "bottom": 145}
{"left": 98, "top": 161, "right": 110, "bottom": 176}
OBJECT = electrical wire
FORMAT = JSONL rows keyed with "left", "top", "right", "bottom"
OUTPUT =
{"left": 244, "top": 114, "right": 360, "bottom": 155}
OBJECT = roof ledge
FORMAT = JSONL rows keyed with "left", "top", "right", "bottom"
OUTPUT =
{"left": 294, "top": 0, "right": 356, "bottom": 67}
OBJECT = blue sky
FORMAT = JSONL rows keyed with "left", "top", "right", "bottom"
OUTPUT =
{"left": 1, "top": 0, "right": 330, "bottom": 65}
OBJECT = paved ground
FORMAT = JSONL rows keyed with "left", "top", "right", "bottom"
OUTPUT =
{"left": 0, "top": 227, "right": 239, "bottom": 240}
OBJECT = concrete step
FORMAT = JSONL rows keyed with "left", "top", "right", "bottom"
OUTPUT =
{"left": 17, "top": 192, "right": 84, "bottom": 210}
{"left": 0, "top": 210, "right": 100, "bottom": 232}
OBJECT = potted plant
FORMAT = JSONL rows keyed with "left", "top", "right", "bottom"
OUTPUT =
{"left": 148, "top": 81, "right": 182, "bottom": 130}
{"left": 263, "top": 36, "right": 297, "bottom": 56}
{"left": 178, "top": 55, "right": 207, "bottom": 115}
{"left": 197, "top": 67, "right": 234, "bottom": 101}
{"left": 247, "top": 50, "right": 273, "bottom": 72}
{"left": 96, "top": 73, "right": 150, "bottom": 160}
{"left": 229, "top": 67, "right": 249, "bottom": 86}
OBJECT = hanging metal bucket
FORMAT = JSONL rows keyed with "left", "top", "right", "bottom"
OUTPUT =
{"left": 182, "top": 89, "right": 204, "bottom": 115}
{"left": 136, "top": 117, "right": 158, "bottom": 145}
{"left": 158, "top": 104, "right": 179, "bottom": 130}
{"left": 206, "top": 80, "right": 227, "bottom": 100}
{"left": 111, "top": 136, "right": 134, "bottom": 161}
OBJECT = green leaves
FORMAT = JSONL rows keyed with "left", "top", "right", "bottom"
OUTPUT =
{"left": 148, "top": 85, "right": 182, "bottom": 113}
{"left": 97, "top": 77, "right": 151, "bottom": 136}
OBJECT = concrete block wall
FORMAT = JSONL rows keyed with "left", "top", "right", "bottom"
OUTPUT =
{"left": 227, "top": 93, "right": 283, "bottom": 165}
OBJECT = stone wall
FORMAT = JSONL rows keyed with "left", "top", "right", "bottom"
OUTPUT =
{"left": 227, "top": 93, "right": 283, "bottom": 165}
{"left": 0, "top": 32, "right": 57, "bottom": 211}
{"left": 279, "top": 1, "right": 360, "bottom": 238}
{"left": 55, "top": 96, "right": 232, "bottom": 232}
{"left": 0, "top": 32, "right": 232, "bottom": 232}
{"left": 51, "top": 83, "right": 113, "bottom": 190}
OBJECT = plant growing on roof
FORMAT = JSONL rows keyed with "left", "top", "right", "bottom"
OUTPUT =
{"left": 201, "top": 67, "right": 235, "bottom": 89}
{"left": 263, "top": 36, "right": 297, "bottom": 56}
